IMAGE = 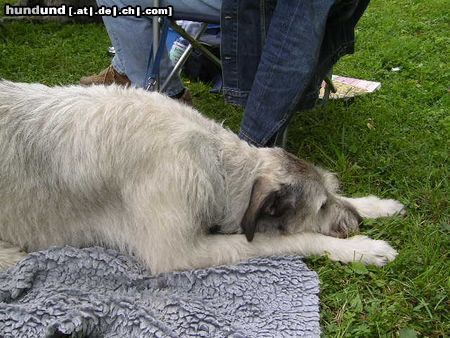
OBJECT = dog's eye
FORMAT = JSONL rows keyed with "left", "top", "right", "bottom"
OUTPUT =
{"left": 320, "top": 201, "right": 328, "bottom": 210}
{"left": 266, "top": 206, "right": 281, "bottom": 217}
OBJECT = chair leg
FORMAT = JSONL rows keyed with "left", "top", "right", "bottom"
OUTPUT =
{"left": 152, "top": 0, "right": 161, "bottom": 90}
{"left": 273, "top": 125, "right": 288, "bottom": 148}
{"left": 322, "top": 70, "right": 336, "bottom": 106}
{"left": 280, "top": 127, "right": 288, "bottom": 149}
{"left": 160, "top": 22, "right": 210, "bottom": 92}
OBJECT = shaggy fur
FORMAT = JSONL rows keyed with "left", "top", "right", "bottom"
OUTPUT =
{"left": 0, "top": 80, "right": 405, "bottom": 273}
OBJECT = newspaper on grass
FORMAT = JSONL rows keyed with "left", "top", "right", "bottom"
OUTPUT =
{"left": 320, "top": 75, "right": 381, "bottom": 99}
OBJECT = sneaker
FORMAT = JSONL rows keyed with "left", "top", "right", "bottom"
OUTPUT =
{"left": 80, "top": 65, "right": 131, "bottom": 87}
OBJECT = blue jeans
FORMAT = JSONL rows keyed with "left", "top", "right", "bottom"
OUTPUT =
{"left": 221, "top": 0, "right": 370, "bottom": 146}
{"left": 97, "top": 0, "right": 221, "bottom": 97}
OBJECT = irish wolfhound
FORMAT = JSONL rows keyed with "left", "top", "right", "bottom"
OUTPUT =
{"left": 0, "top": 80, "right": 404, "bottom": 273}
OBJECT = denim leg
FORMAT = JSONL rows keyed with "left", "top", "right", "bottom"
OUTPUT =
{"left": 97, "top": 0, "right": 220, "bottom": 96}
{"left": 239, "top": 0, "right": 335, "bottom": 146}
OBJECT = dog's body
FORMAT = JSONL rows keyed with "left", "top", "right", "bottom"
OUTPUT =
{"left": 0, "top": 80, "right": 404, "bottom": 273}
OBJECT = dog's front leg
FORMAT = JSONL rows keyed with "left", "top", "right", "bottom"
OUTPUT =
{"left": 175, "top": 232, "right": 398, "bottom": 271}
{"left": 340, "top": 196, "right": 405, "bottom": 218}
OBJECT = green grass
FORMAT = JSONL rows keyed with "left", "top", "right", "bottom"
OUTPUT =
{"left": 1, "top": 0, "right": 448, "bottom": 336}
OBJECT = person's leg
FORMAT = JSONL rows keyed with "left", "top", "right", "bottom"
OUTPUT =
{"left": 96, "top": 0, "right": 220, "bottom": 96}
{"left": 97, "top": 0, "right": 181, "bottom": 96}
{"left": 238, "top": 0, "right": 335, "bottom": 147}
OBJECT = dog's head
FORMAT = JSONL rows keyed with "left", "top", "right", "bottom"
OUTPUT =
{"left": 241, "top": 149, "right": 362, "bottom": 241}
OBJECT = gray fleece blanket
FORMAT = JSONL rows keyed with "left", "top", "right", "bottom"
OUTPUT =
{"left": 0, "top": 246, "right": 320, "bottom": 337}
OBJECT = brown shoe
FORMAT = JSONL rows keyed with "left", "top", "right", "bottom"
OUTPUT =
{"left": 80, "top": 65, "right": 131, "bottom": 87}
{"left": 178, "top": 88, "right": 193, "bottom": 106}
{"left": 172, "top": 88, "right": 193, "bottom": 106}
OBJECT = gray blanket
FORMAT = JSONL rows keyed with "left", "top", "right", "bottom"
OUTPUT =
{"left": 0, "top": 246, "right": 320, "bottom": 337}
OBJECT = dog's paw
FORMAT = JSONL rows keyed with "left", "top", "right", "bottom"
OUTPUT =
{"left": 375, "top": 198, "right": 406, "bottom": 217}
{"left": 329, "top": 235, "right": 398, "bottom": 266}
{"left": 346, "top": 196, "right": 406, "bottom": 218}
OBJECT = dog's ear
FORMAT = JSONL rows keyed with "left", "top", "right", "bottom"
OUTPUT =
{"left": 241, "top": 177, "right": 275, "bottom": 242}
{"left": 241, "top": 177, "right": 296, "bottom": 242}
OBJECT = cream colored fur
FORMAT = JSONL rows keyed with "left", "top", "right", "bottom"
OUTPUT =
{"left": 0, "top": 81, "right": 404, "bottom": 273}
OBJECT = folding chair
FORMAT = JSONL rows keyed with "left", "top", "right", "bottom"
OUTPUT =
{"left": 146, "top": 0, "right": 220, "bottom": 93}
{"left": 148, "top": 1, "right": 336, "bottom": 148}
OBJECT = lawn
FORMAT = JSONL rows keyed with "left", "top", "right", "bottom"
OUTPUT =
{"left": 0, "top": 0, "right": 448, "bottom": 336}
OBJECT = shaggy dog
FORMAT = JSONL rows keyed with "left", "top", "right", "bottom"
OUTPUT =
{"left": 0, "top": 80, "right": 404, "bottom": 273}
